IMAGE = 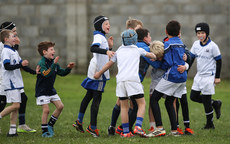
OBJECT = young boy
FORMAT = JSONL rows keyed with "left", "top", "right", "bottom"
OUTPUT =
{"left": 73, "top": 15, "right": 114, "bottom": 137}
{"left": 0, "top": 21, "right": 37, "bottom": 133}
{"left": 190, "top": 22, "right": 222, "bottom": 129}
{"left": 148, "top": 20, "right": 187, "bottom": 137}
{"left": 0, "top": 30, "right": 28, "bottom": 137}
{"left": 108, "top": 18, "right": 143, "bottom": 136}
{"left": 36, "top": 41, "right": 74, "bottom": 137}
{"left": 148, "top": 40, "right": 165, "bottom": 132}
{"left": 94, "top": 29, "right": 156, "bottom": 138}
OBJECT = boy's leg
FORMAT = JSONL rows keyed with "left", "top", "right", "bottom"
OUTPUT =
{"left": 180, "top": 94, "right": 190, "bottom": 128}
{"left": 77, "top": 90, "right": 94, "bottom": 123}
{"left": 148, "top": 90, "right": 166, "bottom": 137}
{"left": 17, "top": 92, "right": 36, "bottom": 133}
{"left": 0, "top": 95, "right": 7, "bottom": 112}
{"left": 86, "top": 90, "right": 102, "bottom": 137}
{"left": 202, "top": 95, "right": 215, "bottom": 129}
{"left": 8, "top": 108, "right": 19, "bottom": 136}
{"left": 110, "top": 99, "right": 120, "bottom": 127}
{"left": 150, "top": 90, "right": 164, "bottom": 128}
{"left": 148, "top": 94, "right": 156, "bottom": 131}
{"left": 18, "top": 92, "right": 27, "bottom": 126}
{"left": 119, "top": 97, "right": 129, "bottom": 134}
{"left": 132, "top": 94, "right": 147, "bottom": 137}
{"left": 108, "top": 98, "right": 120, "bottom": 135}
{"left": 0, "top": 102, "right": 20, "bottom": 117}
{"left": 89, "top": 90, "right": 102, "bottom": 129}
{"left": 40, "top": 104, "right": 52, "bottom": 137}
{"left": 129, "top": 98, "right": 138, "bottom": 131}
{"left": 190, "top": 90, "right": 202, "bottom": 103}
{"left": 165, "top": 96, "right": 177, "bottom": 132}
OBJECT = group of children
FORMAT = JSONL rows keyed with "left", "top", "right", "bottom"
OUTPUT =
{"left": 0, "top": 15, "right": 222, "bottom": 138}
{"left": 0, "top": 22, "right": 75, "bottom": 137}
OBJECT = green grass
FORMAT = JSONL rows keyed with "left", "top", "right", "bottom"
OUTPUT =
{"left": 0, "top": 72, "right": 230, "bottom": 144}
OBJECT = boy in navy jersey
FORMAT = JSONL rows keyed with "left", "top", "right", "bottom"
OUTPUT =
{"left": 36, "top": 41, "right": 74, "bottom": 137}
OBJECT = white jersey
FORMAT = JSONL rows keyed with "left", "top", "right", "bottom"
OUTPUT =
{"left": 87, "top": 32, "right": 110, "bottom": 80}
{"left": 1, "top": 45, "right": 24, "bottom": 91}
{"left": 0, "top": 42, "right": 6, "bottom": 95}
{"left": 190, "top": 40, "right": 221, "bottom": 76}
{"left": 111, "top": 44, "right": 147, "bottom": 83}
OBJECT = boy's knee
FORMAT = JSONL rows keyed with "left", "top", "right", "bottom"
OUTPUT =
{"left": 58, "top": 104, "right": 64, "bottom": 111}
{"left": 43, "top": 108, "right": 50, "bottom": 114}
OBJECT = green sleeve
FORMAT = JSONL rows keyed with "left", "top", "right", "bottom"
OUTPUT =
{"left": 56, "top": 64, "right": 71, "bottom": 76}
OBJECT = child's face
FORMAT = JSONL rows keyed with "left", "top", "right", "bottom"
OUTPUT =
{"left": 43, "top": 47, "right": 55, "bottom": 60}
{"left": 5, "top": 33, "right": 16, "bottom": 47}
{"left": 102, "top": 20, "right": 110, "bottom": 34}
{"left": 196, "top": 31, "right": 207, "bottom": 42}
{"left": 144, "top": 32, "right": 152, "bottom": 44}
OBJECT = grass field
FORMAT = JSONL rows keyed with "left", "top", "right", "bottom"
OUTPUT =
{"left": 0, "top": 72, "right": 230, "bottom": 144}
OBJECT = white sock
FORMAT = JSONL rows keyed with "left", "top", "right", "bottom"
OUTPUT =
{"left": 150, "top": 122, "right": 156, "bottom": 129}
{"left": 9, "top": 124, "right": 17, "bottom": 134}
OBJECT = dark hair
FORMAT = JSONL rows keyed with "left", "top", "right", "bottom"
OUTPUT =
{"left": 0, "top": 30, "right": 12, "bottom": 43}
{"left": 166, "top": 20, "right": 181, "bottom": 37}
{"left": 37, "top": 41, "right": 55, "bottom": 56}
{"left": 136, "top": 28, "right": 149, "bottom": 41}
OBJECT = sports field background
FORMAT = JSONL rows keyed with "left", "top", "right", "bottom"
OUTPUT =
{"left": 0, "top": 72, "right": 229, "bottom": 144}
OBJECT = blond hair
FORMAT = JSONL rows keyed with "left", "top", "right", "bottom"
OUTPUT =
{"left": 126, "top": 17, "right": 143, "bottom": 30}
{"left": 150, "top": 40, "right": 164, "bottom": 60}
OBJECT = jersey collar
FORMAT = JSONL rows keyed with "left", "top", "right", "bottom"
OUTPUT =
{"left": 4, "top": 45, "right": 15, "bottom": 52}
{"left": 93, "top": 31, "right": 106, "bottom": 38}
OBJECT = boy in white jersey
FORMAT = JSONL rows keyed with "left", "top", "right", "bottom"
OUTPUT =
{"left": 72, "top": 15, "right": 114, "bottom": 137}
{"left": 94, "top": 29, "right": 156, "bottom": 138}
{"left": 0, "top": 30, "right": 28, "bottom": 137}
{"left": 190, "top": 22, "right": 222, "bottom": 129}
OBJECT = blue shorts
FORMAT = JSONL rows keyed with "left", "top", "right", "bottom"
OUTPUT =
{"left": 81, "top": 77, "right": 107, "bottom": 92}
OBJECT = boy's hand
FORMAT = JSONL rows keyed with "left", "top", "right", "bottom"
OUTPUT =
{"left": 214, "top": 78, "right": 221, "bottom": 84}
{"left": 21, "top": 60, "right": 29, "bottom": 66}
{"left": 94, "top": 72, "right": 101, "bottom": 79}
{"left": 36, "top": 65, "right": 41, "bottom": 74}
{"left": 15, "top": 36, "right": 20, "bottom": 45}
{"left": 183, "top": 53, "right": 187, "bottom": 61}
{"left": 54, "top": 56, "right": 59, "bottom": 64}
{"left": 177, "top": 65, "right": 186, "bottom": 73}
{"left": 106, "top": 50, "right": 115, "bottom": 59}
{"left": 67, "top": 62, "right": 75, "bottom": 69}
{"left": 108, "top": 36, "right": 113, "bottom": 48}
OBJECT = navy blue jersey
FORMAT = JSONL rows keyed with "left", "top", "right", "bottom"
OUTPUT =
{"left": 35, "top": 56, "right": 71, "bottom": 97}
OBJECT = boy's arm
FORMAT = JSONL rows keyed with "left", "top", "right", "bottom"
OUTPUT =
{"left": 56, "top": 62, "right": 75, "bottom": 76}
{"left": 94, "top": 60, "right": 114, "bottom": 79}
{"left": 145, "top": 52, "right": 156, "bottom": 60}
{"left": 4, "top": 60, "right": 28, "bottom": 70}
{"left": 214, "top": 58, "right": 222, "bottom": 84}
{"left": 91, "top": 45, "right": 115, "bottom": 58}
{"left": 142, "top": 56, "right": 162, "bottom": 69}
{"left": 22, "top": 66, "right": 36, "bottom": 74}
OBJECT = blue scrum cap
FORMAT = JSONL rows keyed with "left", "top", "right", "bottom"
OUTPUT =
{"left": 121, "top": 29, "right": 137, "bottom": 46}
